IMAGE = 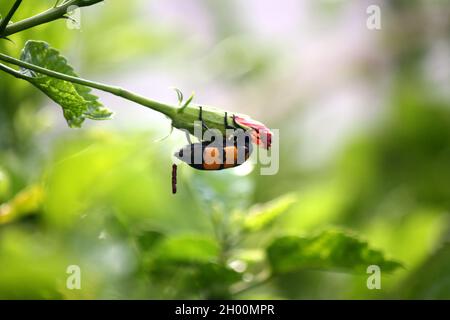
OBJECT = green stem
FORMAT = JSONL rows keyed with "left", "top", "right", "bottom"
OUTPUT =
{"left": 0, "top": 0, "right": 23, "bottom": 35}
{"left": 2, "top": 0, "right": 103, "bottom": 38}
{"left": 0, "top": 0, "right": 243, "bottom": 134}
{"left": 0, "top": 52, "right": 177, "bottom": 118}
{"left": 0, "top": 61, "right": 27, "bottom": 79}
{"left": 0, "top": 52, "right": 238, "bottom": 135}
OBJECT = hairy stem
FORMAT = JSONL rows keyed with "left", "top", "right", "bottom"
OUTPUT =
{"left": 2, "top": 0, "right": 103, "bottom": 37}
{"left": 0, "top": 0, "right": 23, "bottom": 35}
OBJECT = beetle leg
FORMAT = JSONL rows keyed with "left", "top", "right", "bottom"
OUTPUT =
{"left": 225, "top": 112, "right": 242, "bottom": 143}
{"left": 191, "top": 106, "right": 209, "bottom": 142}
{"left": 199, "top": 106, "right": 209, "bottom": 131}
{"left": 224, "top": 111, "right": 236, "bottom": 130}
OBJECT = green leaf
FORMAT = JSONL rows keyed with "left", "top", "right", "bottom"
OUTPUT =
{"left": 266, "top": 230, "right": 402, "bottom": 274}
{"left": 19, "top": 40, "right": 112, "bottom": 128}
{"left": 243, "top": 193, "right": 297, "bottom": 232}
{"left": 145, "top": 235, "right": 238, "bottom": 299}
{"left": 136, "top": 230, "right": 165, "bottom": 252}
{"left": 149, "top": 261, "right": 240, "bottom": 299}
{"left": 151, "top": 235, "right": 219, "bottom": 265}
{"left": 196, "top": 263, "right": 241, "bottom": 285}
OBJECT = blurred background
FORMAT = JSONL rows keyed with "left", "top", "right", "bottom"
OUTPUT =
{"left": 0, "top": 0, "right": 449, "bottom": 299}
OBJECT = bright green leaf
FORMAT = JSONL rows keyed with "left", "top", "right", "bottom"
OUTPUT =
{"left": 152, "top": 235, "right": 219, "bottom": 265}
{"left": 136, "top": 230, "right": 165, "bottom": 252}
{"left": 19, "top": 40, "right": 112, "bottom": 127}
{"left": 267, "top": 230, "right": 402, "bottom": 274}
{"left": 243, "top": 193, "right": 297, "bottom": 232}
{"left": 196, "top": 263, "right": 241, "bottom": 285}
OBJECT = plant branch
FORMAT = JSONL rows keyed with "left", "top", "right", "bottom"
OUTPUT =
{"left": 0, "top": 52, "right": 177, "bottom": 118}
{"left": 0, "top": 0, "right": 23, "bottom": 35}
{"left": 0, "top": 61, "right": 27, "bottom": 79}
{"left": 0, "top": 51, "right": 243, "bottom": 138}
{"left": 2, "top": 0, "right": 103, "bottom": 38}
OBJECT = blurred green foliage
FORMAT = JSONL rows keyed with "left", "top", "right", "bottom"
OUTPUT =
{"left": 266, "top": 230, "right": 402, "bottom": 275}
{"left": 0, "top": 0, "right": 449, "bottom": 299}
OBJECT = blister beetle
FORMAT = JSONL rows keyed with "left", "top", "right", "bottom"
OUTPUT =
{"left": 172, "top": 107, "right": 253, "bottom": 194}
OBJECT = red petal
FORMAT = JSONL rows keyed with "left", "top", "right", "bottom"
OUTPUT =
{"left": 235, "top": 115, "right": 272, "bottom": 149}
